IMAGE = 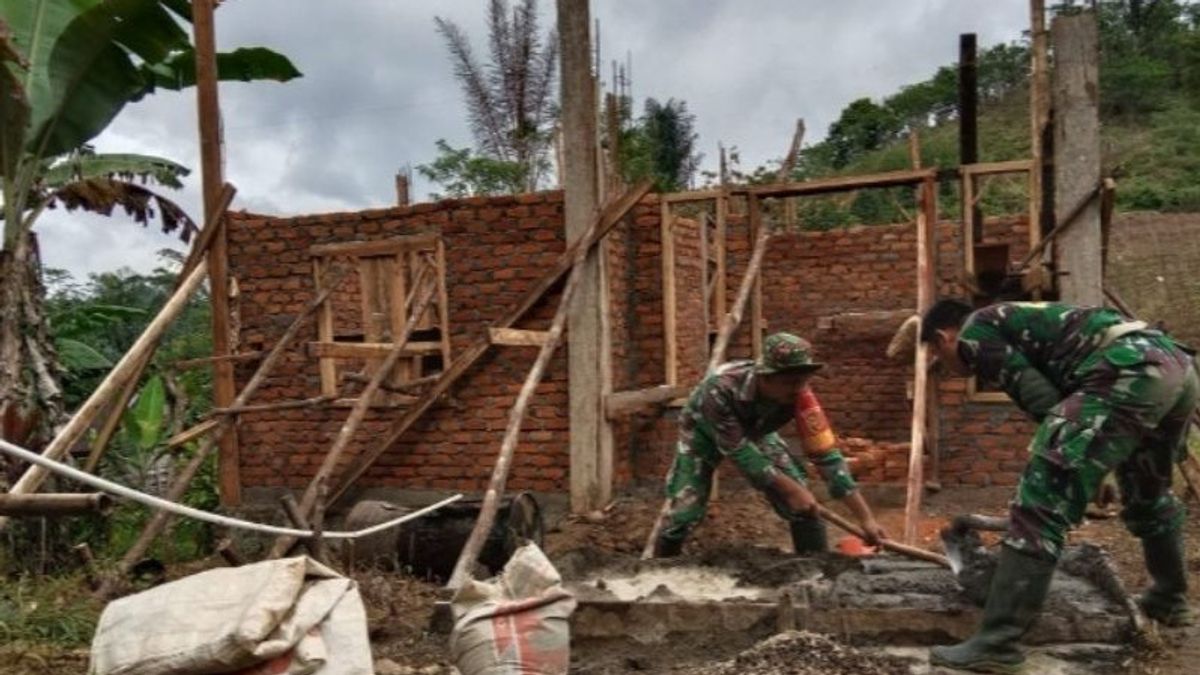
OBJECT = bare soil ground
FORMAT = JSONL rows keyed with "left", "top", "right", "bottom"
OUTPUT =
{"left": 2, "top": 485, "right": 1196, "bottom": 674}
{"left": 363, "top": 485, "right": 1200, "bottom": 674}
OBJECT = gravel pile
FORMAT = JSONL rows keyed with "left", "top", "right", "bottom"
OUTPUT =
{"left": 692, "top": 631, "right": 913, "bottom": 675}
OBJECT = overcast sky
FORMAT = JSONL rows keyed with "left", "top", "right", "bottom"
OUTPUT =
{"left": 36, "top": 0, "right": 1029, "bottom": 281}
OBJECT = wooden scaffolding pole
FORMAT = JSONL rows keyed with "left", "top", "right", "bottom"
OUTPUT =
{"left": 95, "top": 267, "right": 350, "bottom": 598}
{"left": 83, "top": 185, "right": 237, "bottom": 474}
{"left": 661, "top": 200, "right": 677, "bottom": 385}
{"left": 193, "top": 0, "right": 241, "bottom": 506}
{"left": 642, "top": 227, "right": 772, "bottom": 559}
{"left": 327, "top": 180, "right": 652, "bottom": 507}
{"left": 748, "top": 195, "right": 765, "bottom": 359}
{"left": 903, "top": 176, "right": 938, "bottom": 545}
{"left": 446, "top": 194, "right": 600, "bottom": 588}
{"left": 0, "top": 188, "right": 236, "bottom": 533}
{"left": 267, "top": 274, "right": 438, "bottom": 559}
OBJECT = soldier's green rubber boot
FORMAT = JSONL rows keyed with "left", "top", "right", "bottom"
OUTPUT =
{"left": 929, "top": 546, "right": 1056, "bottom": 673}
{"left": 790, "top": 516, "right": 828, "bottom": 554}
{"left": 1138, "top": 531, "right": 1193, "bottom": 627}
{"left": 653, "top": 535, "right": 684, "bottom": 558}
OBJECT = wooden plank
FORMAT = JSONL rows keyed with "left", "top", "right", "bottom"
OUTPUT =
{"left": 661, "top": 200, "right": 678, "bottom": 385}
{"left": 904, "top": 177, "right": 938, "bottom": 545}
{"left": 699, "top": 211, "right": 710, "bottom": 350}
{"left": 714, "top": 194, "right": 727, "bottom": 331}
{"left": 209, "top": 395, "right": 333, "bottom": 416}
{"left": 193, "top": 0, "right": 239, "bottom": 506}
{"left": 307, "top": 341, "right": 443, "bottom": 359}
{"left": 960, "top": 159, "right": 1033, "bottom": 176}
{"left": 358, "top": 257, "right": 383, "bottom": 378}
{"left": 314, "top": 258, "right": 338, "bottom": 397}
{"left": 606, "top": 385, "right": 691, "bottom": 420}
{"left": 748, "top": 195, "right": 765, "bottom": 359}
{"left": 170, "top": 350, "right": 262, "bottom": 371}
{"left": 447, "top": 152, "right": 600, "bottom": 587}
{"left": 489, "top": 328, "right": 551, "bottom": 347}
{"left": 1052, "top": 12, "right": 1103, "bottom": 305}
{"left": 435, "top": 239, "right": 452, "bottom": 368}
{"left": 308, "top": 233, "right": 440, "bottom": 259}
{"left": 165, "top": 419, "right": 220, "bottom": 449}
{"left": 644, "top": 228, "right": 772, "bottom": 559}
{"left": 738, "top": 167, "right": 936, "bottom": 198}
{"left": 327, "top": 179, "right": 654, "bottom": 507}
{"left": 95, "top": 266, "right": 350, "bottom": 599}
{"left": 267, "top": 281, "right": 439, "bottom": 559}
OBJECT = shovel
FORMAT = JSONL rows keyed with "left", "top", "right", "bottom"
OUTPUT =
{"left": 939, "top": 514, "right": 1009, "bottom": 604}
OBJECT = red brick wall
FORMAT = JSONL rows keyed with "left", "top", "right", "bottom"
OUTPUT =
{"left": 229, "top": 193, "right": 574, "bottom": 495}
{"left": 227, "top": 187, "right": 1038, "bottom": 497}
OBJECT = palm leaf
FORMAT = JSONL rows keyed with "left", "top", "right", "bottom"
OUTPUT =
{"left": 56, "top": 337, "right": 112, "bottom": 371}
{"left": 44, "top": 177, "right": 197, "bottom": 241}
{"left": 42, "top": 152, "right": 189, "bottom": 190}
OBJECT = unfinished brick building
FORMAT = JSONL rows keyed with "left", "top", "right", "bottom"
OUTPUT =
{"left": 224, "top": 171, "right": 1056, "bottom": 507}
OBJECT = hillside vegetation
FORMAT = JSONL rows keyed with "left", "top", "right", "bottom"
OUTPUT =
{"left": 747, "top": 1, "right": 1200, "bottom": 228}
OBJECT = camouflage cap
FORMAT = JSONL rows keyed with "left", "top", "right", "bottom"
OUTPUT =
{"left": 756, "top": 332, "right": 824, "bottom": 375}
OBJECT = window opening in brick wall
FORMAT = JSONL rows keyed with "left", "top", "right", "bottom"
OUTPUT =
{"left": 309, "top": 233, "right": 451, "bottom": 406}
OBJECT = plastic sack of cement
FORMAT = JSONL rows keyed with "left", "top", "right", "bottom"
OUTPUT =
{"left": 449, "top": 542, "right": 577, "bottom": 675}
{"left": 88, "top": 556, "right": 373, "bottom": 675}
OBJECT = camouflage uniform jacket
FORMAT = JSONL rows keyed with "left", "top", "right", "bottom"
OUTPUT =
{"left": 957, "top": 302, "right": 1135, "bottom": 420}
{"left": 677, "top": 360, "right": 857, "bottom": 498}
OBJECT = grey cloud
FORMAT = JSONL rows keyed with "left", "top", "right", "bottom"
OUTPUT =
{"left": 36, "top": 0, "right": 1028, "bottom": 280}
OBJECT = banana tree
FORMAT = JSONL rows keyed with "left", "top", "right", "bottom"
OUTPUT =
{"left": 0, "top": 0, "right": 299, "bottom": 449}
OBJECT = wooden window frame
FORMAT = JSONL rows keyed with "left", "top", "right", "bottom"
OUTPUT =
{"left": 309, "top": 233, "right": 451, "bottom": 407}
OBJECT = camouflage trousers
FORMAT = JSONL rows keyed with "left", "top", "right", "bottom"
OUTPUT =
{"left": 660, "top": 431, "right": 813, "bottom": 543}
{"left": 1007, "top": 333, "right": 1197, "bottom": 560}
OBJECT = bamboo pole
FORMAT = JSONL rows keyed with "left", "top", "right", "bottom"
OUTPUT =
{"left": 642, "top": 228, "right": 772, "bottom": 559}
{"left": 0, "top": 192, "right": 238, "bottom": 532}
{"left": 209, "top": 395, "right": 333, "bottom": 416}
{"left": 447, "top": 205, "right": 596, "bottom": 589}
{"left": 95, "top": 267, "right": 350, "bottom": 599}
{"left": 84, "top": 184, "right": 237, "bottom": 474}
{"left": 267, "top": 273, "right": 437, "bottom": 559}
{"left": 0, "top": 493, "right": 114, "bottom": 517}
{"left": 903, "top": 177, "right": 937, "bottom": 545}
{"left": 326, "top": 179, "right": 652, "bottom": 506}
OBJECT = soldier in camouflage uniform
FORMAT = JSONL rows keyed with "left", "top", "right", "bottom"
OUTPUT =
{"left": 920, "top": 300, "right": 1197, "bottom": 673}
{"left": 652, "top": 332, "right": 887, "bottom": 558}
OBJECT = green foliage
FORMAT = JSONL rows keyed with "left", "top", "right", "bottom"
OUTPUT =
{"left": 0, "top": 573, "right": 101, "bottom": 647}
{"left": 619, "top": 97, "right": 702, "bottom": 192}
{"left": 750, "top": 1, "right": 1200, "bottom": 229}
{"left": 38, "top": 253, "right": 218, "bottom": 565}
{"left": 417, "top": 138, "right": 530, "bottom": 199}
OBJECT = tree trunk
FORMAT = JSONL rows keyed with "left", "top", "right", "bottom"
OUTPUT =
{"left": 0, "top": 233, "right": 66, "bottom": 485}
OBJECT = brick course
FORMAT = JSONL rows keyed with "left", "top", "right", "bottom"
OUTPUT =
{"left": 227, "top": 190, "right": 1041, "bottom": 498}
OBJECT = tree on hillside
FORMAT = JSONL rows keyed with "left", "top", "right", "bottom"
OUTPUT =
{"left": 0, "top": 0, "right": 299, "bottom": 449}
{"left": 620, "top": 98, "right": 703, "bottom": 192}
{"left": 429, "top": 0, "right": 558, "bottom": 194}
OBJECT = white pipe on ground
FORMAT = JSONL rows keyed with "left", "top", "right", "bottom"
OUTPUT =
{"left": 0, "top": 438, "right": 460, "bottom": 540}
